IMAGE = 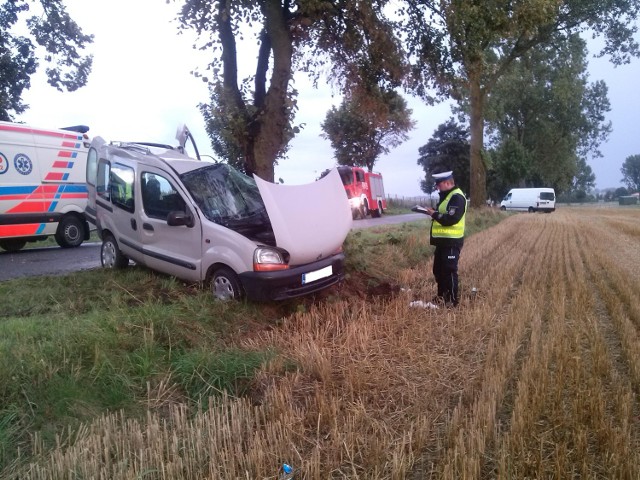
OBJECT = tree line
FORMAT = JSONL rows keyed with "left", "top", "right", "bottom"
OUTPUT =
{"left": 2, "top": 0, "right": 639, "bottom": 206}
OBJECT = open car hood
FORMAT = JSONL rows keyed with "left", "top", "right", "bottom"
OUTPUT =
{"left": 255, "top": 168, "right": 352, "bottom": 265}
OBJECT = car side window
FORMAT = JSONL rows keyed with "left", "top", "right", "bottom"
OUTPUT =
{"left": 97, "top": 160, "right": 110, "bottom": 200}
{"left": 110, "top": 163, "right": 135, "bottom": 213}
{"left": 141, "top": 172, "right": 186, "bottom": 220}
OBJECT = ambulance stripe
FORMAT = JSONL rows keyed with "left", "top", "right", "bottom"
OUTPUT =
{"left": 45, "top": 172, "right": 66, "bottom": 181}
{"left": 61, "top": 141, "right": 81, "bottom": 148}
{"left": 7, "top": 202, "right": 47, "bottom": 214}
{"left": 52, "top": 161, "right": 73, "bottom": 168}
{"left": 0, "top": 185, "right": 37, "bottom": 195}
{"left": 0, "top": 123, "right": 82, "bottom": 140}
{"left": 0, "top": 224, "right": 41, "bottom": 236}
{"left": 58, "top": 151, "right": 78, "bottom": 158}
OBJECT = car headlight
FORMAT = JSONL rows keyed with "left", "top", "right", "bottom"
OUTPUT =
{"left": 253, "top": 246, "right": 290, "bottom": 271}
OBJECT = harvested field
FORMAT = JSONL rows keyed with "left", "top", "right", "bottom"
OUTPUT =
{"left": 9, "top": 207, "right": 640, "bottom": 479}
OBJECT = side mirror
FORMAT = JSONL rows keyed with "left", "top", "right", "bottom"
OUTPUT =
{"left": 167, "top": 210, "right": 195, "bottom": 228}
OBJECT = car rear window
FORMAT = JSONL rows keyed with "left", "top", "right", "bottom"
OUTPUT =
{"left": 540, "top": 192, "right": 555, "bottom": 201}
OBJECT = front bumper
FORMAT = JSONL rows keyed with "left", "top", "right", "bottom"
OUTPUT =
{"left": 239, "top": 252, "right": 345, "bottom": 301}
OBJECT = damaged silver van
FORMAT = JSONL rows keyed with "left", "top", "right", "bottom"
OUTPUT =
{"left": 84, "top": 127, "right": 352, "bottom": 301}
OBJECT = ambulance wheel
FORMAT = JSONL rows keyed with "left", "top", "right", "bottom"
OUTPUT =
{"left": 211, "top": 267, "right": 243, "bottom": 301}
{"left": 55, "top": 215, "right": 85, "bottom": 248}
{"left": 0, "top": 239, "right": 27, "bottom": 252}
{"left": 500, "top": 206, "right": 506, "bottom": 211}
{"left": 101, "top": 234, "right": 129, "bottom": 269}
{"left": 528, "top": 207, "right": 535, "bottom": 213}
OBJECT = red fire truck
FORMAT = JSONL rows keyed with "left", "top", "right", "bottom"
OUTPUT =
{"left": 337, "top": 166, "right": 387, "bottom": 219}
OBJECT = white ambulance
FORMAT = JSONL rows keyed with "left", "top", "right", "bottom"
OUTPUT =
{"left": 0, "top": 121, "right": 92, "bottom": 251}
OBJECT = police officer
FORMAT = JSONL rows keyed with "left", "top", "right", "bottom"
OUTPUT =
{"left": 414, "top": 170, "right": 467, "bottom": 308}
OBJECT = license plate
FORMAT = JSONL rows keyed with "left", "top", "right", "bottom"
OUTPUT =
{"left": 302, "top": 265, "right": 332, "bottom": 284}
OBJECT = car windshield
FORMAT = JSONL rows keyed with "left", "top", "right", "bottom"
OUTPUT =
{"left": 180, "top": 163, "right": 275, "bottom": 243}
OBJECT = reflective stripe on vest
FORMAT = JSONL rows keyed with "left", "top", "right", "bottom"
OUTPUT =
{"left": 431, "top": 187, "right": 466, "bottom": 239}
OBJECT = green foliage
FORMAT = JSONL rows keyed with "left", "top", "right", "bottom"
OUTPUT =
{"left": 0, "top": 0, "right": 93, "bottom": 120}
{"left": 403, "top": 0, "right": 639, "bottom": 207}
{"left": 321, "top": 88, "right": 415, "bottom": 171}
{"left": 484, "top": 33, "right": 610, "bottom": 198}
{"left": 417, "top": 119, "right": 470, "bottom": 195}
{"left": 178, "top": 0, "right": 405, "bottom": 180}
{"left": 621, "top": 155, "right": 640, "bottom": 192}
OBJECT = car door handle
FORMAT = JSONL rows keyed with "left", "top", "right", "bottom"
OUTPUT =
{"left": 130, "top": 218, "right": 137, "bottom": 230}
{"left": 142, "top": 223, "right": 154, "bottom": 232}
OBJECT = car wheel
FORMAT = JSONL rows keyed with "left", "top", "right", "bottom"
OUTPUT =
{"left": 500, "top": 206, "right": 506, "bottom": 211}
{"left": 0, "top": 239, "right": 27, "bottom": 252}
{"left": 528, "top": 207, "right": 535, "bottom": 213}
{"left": 211, "top": 267, "right": 243, "bottom": 301}
{"left": 55, "top": 215, "right": 85, "bottom": 248}
{"left": 101, "top": 234, "right": 129, "bottom": 269}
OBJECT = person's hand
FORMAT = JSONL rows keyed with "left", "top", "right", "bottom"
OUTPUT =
{"left": 426, "top": 207, "right": 435, "bottom": 215}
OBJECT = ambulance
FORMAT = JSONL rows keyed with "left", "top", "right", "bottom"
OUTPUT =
{"left": 0, "top": 121, "right": 92, "bottom": 251}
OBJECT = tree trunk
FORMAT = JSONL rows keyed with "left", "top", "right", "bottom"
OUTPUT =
{"left": 468, "top": 71, "right": 487, "bottom": 208}
{"left": 250, "top": 0, "right": 294, "bottom": 182}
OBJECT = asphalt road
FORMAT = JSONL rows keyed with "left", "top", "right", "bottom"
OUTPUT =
{"left": 0, "top": 213, "right": 429, "bottom": 281}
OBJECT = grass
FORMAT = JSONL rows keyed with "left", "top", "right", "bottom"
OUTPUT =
{"left": 3, "top": 207, "right": 639, "bottom": 478}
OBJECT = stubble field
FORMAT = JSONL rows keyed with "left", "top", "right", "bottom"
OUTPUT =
{"left": 7, "top": 206, "right": 640, "bottom": 479}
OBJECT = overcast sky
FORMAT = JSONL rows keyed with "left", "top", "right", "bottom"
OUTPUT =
{"left": 18, "top": 0, "right": 640, "bottom": 197}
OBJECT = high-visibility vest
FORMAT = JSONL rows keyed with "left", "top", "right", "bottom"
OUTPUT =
{"left": 431, "top": 187, "right": 466, "bottom": 239}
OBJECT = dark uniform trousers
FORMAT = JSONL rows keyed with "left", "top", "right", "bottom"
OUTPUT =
{"left": 432, "top": 244, "right": 461, "bottom": 306}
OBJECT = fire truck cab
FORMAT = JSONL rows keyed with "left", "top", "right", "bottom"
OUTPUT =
{"left": 337, "top": 166, "right": 387, "bottom": 219}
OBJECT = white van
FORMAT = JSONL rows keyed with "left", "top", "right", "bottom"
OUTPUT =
{"left": 0, "top": 121, "right": 92, "bottom": 251}
{"left": 500, "top": 188, "right": 556, "bottom": 213}
{"left": 85, "top": 129, "right": 352, "bottom": 301}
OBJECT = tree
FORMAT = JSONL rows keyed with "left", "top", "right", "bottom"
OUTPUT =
{"left": 417, "top": 119, "right": 470, "bottom": 195}
{"left": 484, "top": 33, "right": 611, "bottom": 195}
{"left": 321, "top": 88, "right": 415, "bottom": 171}
{"left": 0, "top": 0, "right": 93, "bottom": 121}
{"left": 569, "top": 157, "right": 596, "bottom": 197}
{"left": 178, "top": 0, "right": 405, "bottom": 181}
{"left": 621, "top": 155, "right": 640, "bottom": 192}
{"left": 403, "top": 0, "right": 639, "bottom": 207}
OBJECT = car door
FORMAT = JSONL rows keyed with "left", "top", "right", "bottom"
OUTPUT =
{"left": 96, "top": 157, "right": 143, "bottom": 261}
{"left": 138, "top": 167, "right": 203, "bottom": 283}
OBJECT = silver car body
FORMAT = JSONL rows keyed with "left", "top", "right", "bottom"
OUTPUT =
{"left": 85, "top": 129, "right": 351, "bottom": 301}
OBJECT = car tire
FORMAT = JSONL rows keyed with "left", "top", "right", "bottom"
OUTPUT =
{"left": 500, "top": 206, "right": 506, "bottom": 211}
{"left": 101, "top": 234, "right": 129, "bottom": 269}
{"left": 0, "top": 239, "right": 27, "bottom": 252}
{"left": 211, "top": 267, "right": 243, "bottom": 301}
{"left": 55, "top": 215, "right": 85, "bottom": 248}
{"left": 528, "top": 207, "right": 535, "bottom": 213}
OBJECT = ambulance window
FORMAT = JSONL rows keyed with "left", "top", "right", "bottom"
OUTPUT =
{"left": 110, "top": 163, "right": 135, "bottom": 213}
{"left": 87, "top": 148, "right": 98, "bottom": 186}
